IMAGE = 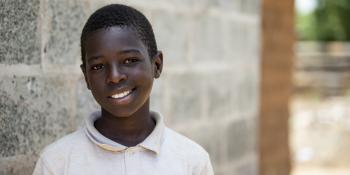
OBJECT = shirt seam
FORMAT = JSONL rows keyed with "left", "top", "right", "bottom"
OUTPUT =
{"left": 40, "top": 155, "right": 56, "bottom": 175}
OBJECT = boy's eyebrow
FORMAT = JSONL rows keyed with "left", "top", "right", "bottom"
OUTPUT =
{"left": 119, "top": 49, "right": 142, "bottom": 55}
{"left": 87, "top": 49, "right": 142, "bottom": 63}
{"left": 87, "top": 55, "right": 102, "bottom": 63}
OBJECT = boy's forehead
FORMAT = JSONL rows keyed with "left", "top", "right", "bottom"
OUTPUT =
{"left": 84, "top": 26, "right": 149, "bottom": 57}
{"left": 88, "top": 26, "right": 134, "bottom": 38}
{"left": 87, "top": 26, "right": 144, "bottom": 44}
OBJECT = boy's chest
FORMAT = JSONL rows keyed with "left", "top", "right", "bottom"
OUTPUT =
{"left": 65, "top": 149, "right": 192, "bottom": 175}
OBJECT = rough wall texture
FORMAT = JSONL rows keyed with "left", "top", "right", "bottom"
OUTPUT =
{"left": 0, "top": 0, "right": 261, "bottom": 175}
{"left": 259, "top": 0, "right": 293, "bottom": 175}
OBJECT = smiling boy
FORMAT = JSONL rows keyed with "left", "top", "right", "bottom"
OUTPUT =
{"left": 33, "top": 4, "right": 213, "bottom": 175}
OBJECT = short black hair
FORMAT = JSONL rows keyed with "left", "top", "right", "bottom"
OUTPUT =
{"left": 80, "top": 4, "right": 157, "bottom": 65}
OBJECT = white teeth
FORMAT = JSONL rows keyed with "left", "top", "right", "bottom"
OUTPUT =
{"left": 111, "top": 90, "right": 132, "bottom": 99}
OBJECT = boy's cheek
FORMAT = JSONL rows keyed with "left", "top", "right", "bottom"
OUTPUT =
{"left": 83, "top": 76, "right": 91, "bottom": 90}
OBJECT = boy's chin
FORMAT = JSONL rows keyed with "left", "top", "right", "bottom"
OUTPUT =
{"left": 101, "top": 108, "right": 138, "bottom": 118}
{"left": 100, "top": 103, "right": 150, "bottom": 118}
{"left": 98, "top": 94, "right": 151, "bottom": 118}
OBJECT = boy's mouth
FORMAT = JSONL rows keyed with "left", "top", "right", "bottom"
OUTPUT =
{"left": 108, "top": 88, "right": 135, "bottom": 99}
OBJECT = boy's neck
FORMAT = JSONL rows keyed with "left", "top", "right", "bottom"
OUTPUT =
{"left": 94, "top": 104, "right": 155, "bottom": 147}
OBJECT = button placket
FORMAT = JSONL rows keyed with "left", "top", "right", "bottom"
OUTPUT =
{"left": 124, "top": 147, "right": 136, "bottom": 175}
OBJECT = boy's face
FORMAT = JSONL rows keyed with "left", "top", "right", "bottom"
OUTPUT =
{"left": 81, "top": 26, "right": 162, "bottom": 117}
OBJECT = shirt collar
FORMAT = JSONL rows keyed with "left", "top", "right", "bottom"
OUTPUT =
{"left": 138, "top": 112, "right": 164, "bottom": 154}
{"left": 84, "top": 111, "right": 165, "bottom": 154}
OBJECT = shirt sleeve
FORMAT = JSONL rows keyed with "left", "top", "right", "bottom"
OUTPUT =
{"left": 199, "top": 154, "right": 214, "bottom": 175}
{"left": 32, "top": 156, "right": 54, "bottom": 175}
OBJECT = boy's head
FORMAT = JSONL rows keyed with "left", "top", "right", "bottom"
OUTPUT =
{"left": 80, "top": 4, "right": 163, "bottom": 117}
{"left": 80, "top": 4, "right": 158, "bottom": 66}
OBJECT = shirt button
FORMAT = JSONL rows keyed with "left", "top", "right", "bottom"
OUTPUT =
{"left": 126, "top": 148, "right": 133, "bottom": 153}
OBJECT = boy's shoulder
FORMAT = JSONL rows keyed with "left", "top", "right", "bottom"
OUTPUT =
{"left": 39, "top": 128, "right": 87, "bottom": 160}
{"left": 163, "top": 127, "right": 210, "bottom": 160}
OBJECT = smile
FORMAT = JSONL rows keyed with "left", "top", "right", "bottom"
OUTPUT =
{"left": 110, "top": 89, "right": 133, "bottom": 99}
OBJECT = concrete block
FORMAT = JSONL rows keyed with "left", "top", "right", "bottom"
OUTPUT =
{"left": 43, "top": 0, "right": 89, "bottom": 65}
{"left": 113, "top": 0, "right": 199, "bottom": 10}
{"left": 205, "top": 72, "right": 235, "bottom": 119}
{"left": 75, "top": 76, "right": 100, "bottom": 127}
{"left": 181, "top": 123, "right": 226, "bottom": 165}
{"left": 192, "top": 15, "right": 224, "bottom": 62}
{"left": 164, "top": 72, "right": 203, "bottom": 125}
{"left": 236, "top": 159, "right": 258, "bottom": 175}
{"left": 0, "top": 164, "right": 34, "bottom": 175}
{"left": 222, "top": 21, "right": 241, "bottom": 61}
{"left": 150, "top": 78, "right": 165, "bottom": 115}
{"left": 211, "top": 0, "right": 241, "bottom": 11}
{"left": 242, "top": 23, "right": 260, "bottom": 59}
{"left": 0, "top": 0, "right": 40, "bottom": 64}
{"left": 0, "top": 75, "right": 75, "bottom": 158}
{"left": 150, "top": 10, "right": 191, "bottom": 64}
{"left": 0, "top": 155, "right": 36, "bottom": 175}
{"left": 240, "top": 0, "right": 260, "bottom": 14}
{"left": 231, "top": 63, "right": 259, "bottom": 115}
{"left": 213, "top": 170, "right": 225, "bottom": 175}
{"left": 211, "top": 0, "right": 259, "bottom": 14}
{"left": 223, "top": 21, "right": 259, "bottom": 61}
{"left": 226, "top": 119, "right": 257, "bottom": 160}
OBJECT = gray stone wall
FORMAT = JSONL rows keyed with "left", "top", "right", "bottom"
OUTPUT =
{"left": 0, "top": 0, "right": 260, "bottom": 174}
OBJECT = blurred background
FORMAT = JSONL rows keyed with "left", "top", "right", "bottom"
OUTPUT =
{"left": 0, "top": 0, "right": 349, "bottom": 175}
{"left": 292, "top": 0, "right": 350, "bottom": 175}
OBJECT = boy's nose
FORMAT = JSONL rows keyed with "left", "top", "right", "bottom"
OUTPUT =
{"left": 106, "top": 64, "right": 127, "bottom": 84}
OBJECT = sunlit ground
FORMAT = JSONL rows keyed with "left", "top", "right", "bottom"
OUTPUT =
{"left": 290, "top": 96, "right": 350, "bottom": 175}
{"left": 292, "top": 166, "right": 350, "bottom": 175}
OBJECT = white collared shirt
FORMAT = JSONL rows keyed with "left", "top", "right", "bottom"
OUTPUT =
{"left": 33, "top": 111, "right": 214, "bottom": 175}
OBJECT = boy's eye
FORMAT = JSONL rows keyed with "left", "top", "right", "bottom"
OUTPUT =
{"left": 124, "top": 58, "right": 139, "bottom": 64}
{"left": 91, "top": 64, "right": 104, "bottom": 70}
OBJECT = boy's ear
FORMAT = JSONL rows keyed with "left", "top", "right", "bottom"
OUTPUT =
{"left": 153, "top": 51, "right": 163, "bottom": 78}
{"left": 80, "top": 64, "right": 91, "bottom": 90}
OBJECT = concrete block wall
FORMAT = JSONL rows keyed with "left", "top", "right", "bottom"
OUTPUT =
{"left": 0, "top": 0, "right": 261, "bottom": 175}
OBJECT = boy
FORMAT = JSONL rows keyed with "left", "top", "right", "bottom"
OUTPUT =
{"left": 33, "top": 4, "right": 213, "bottom": 175}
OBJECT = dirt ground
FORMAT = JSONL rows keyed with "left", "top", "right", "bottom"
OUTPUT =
{"left": 292, "top": 166, "right": 350, "bottom": 175}
{"left": 290, "top": 96, "right": 350, "bottom": 175}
